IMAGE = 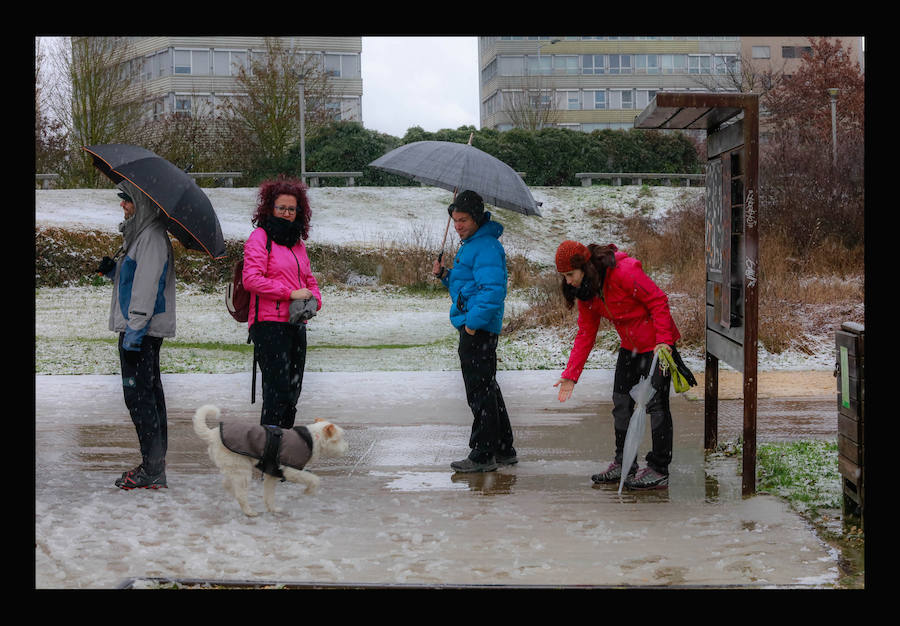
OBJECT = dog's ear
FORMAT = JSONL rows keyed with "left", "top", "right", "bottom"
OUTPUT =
{"left": 314, "top": 417, "right": 324, "bottom": 423}
{"left": 324, "top": 423, "right": 336, "bottom": 438}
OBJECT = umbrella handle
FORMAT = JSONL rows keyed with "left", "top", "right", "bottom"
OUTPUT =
{"left": 437, "top": 186, "right": 459, "bottom": 262}
{"left": 648, "top": 352, "right": 659, "bottom": 377}
{"left": 438, "top": 214, "right": 452, "bottom": 259}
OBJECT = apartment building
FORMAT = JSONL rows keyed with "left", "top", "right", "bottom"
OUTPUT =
{"left": 115, "top": 36, "right": 363, "bottom": 123}
{"left": 479, "top": 36, "right": 742, "bottom": 132}
{"left": 478, "top": 36, "right": 863, "bottom": 132}
{"left": 741, "top": 36, "right": 863, "bottom": 80}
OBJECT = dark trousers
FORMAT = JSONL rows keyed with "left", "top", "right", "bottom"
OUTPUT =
{"left": 458, "top": 328, "right": 514, "bottom": 462}
{"left": 118, "top": 333, "right": 167, "bottom": 475}
{"left": 251, "top": 321, "right": 307, "bottom": 428}
{"left": 611, "top": 347, "right": 674, "bottom": 475}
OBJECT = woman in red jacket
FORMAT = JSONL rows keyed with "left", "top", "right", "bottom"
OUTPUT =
{"left": 553, "top": 241, "right": 694, "bottom": 490}
{"left": 243, "top": 176, "right": 322, "bottom": 429}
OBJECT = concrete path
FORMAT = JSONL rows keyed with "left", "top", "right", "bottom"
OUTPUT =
{"left": 35, "top": 370, "right": 840, "bottom": 589}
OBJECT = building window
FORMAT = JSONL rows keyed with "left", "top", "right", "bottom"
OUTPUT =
{"left": 214, "top": 50, "right": 248, "bottom": 76}
{"left": 481, "top": 58, "right": 497, "bottom": 83}
{"left": 608, "top": 54, "right": 633, "bottom": 74}
{"left": 324, "top": 53, "right": 361, "bottom": 79}
{"left": 553, "top": 55, "right": 578, "bottom": 74}
{"left": 151, "top": 98, "right": 166, "bottom": 121}
{"left": 636, "top": 54, "right": 659, "bottom": 74}
{"left": 582, "top": 54, "right": 606, "bottom": 74}
{"left": 689, "top": 54, "right": 711, "bottom": 74}
{"left": 174, "top": 49, "right": 210, "bottom": 75}
{"left": 526, "top": 54, "right": 552, "bottom": 75}
{"left": 636, "top": 89, "right": 657, "bottom": 110}
{"left": 174, "top": 96, "right": 191, "bottom": 116}
{"left": 326, "top": 100, "right": 342, "bottom": 120}
{"left": 608, "top": 89, "right": 633, "bottom": 110}
{"left": 565, "top": 91, "right": 581, "bottom": 110}
{"left": 498, "top": 55, "right": 525, "bottom": 76}
{"left": 591, "top": 90, "right": 606, "bottom": 110}
{"left": 661, "top": 54, "right": 688, "bottom": 74}
{"left": 714, "top": 54, "right": 738, "bottom": 75}
{"left": 174, "top": 50, "right": 191, "bottom": 74}
{"left": 752, "top": 46, "right": 770, "bottom": 59}
{"left": 782, "top": 46, "right": 812, "bottom": 59}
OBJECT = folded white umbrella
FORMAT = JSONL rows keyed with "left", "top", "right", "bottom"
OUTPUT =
{"left": 618, "top": 352, "right": 659, "bottom": 495}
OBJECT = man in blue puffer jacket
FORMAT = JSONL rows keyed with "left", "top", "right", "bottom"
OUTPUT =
{"left": 432, "top": 190, "right": 516, "bottom": 473}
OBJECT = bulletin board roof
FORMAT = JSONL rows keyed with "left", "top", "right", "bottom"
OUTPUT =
{"left": 634, "top": 92, "right": 756, "bottom": 131}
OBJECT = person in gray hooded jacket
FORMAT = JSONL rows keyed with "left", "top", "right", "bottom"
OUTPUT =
{"left": 99, "top": 180, "right": 176, "bottom": 490}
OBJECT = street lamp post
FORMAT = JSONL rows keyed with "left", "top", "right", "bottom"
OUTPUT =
{"left": 828, "top": 87, "right": 839, "bottom": 166}
{"left": 299, "top": 78, "right": 306, "bottom": 183}
{"left": 535, "top": 39, "right": 560, "bottom": 130}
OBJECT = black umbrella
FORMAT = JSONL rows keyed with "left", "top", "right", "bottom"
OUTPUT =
{"left": 83, "top": 144, "right": 226, "bottom": 259}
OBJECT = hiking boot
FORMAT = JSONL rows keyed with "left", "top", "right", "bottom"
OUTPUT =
{"left": 623, "top": 467, "right": 669, "bottom": 490}
{"left": 450, "top": 456, "right": 498, "bottom": 473}
{"left": 115, "top": 465, "right": 167, "bottom": 490}
{"left": 591, "top": 461, "right": 636, "bottom": 484}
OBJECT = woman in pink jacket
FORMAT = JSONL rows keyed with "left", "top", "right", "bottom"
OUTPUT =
{"left": 553, "top": 241, "right": 694, "bottom": 490}
{"left": 243, "top": 176, "right": 322, "bottom": 428}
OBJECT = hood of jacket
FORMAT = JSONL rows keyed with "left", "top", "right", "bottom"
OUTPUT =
{"left": 118, "top": 180, "right": 163, "bottom": 254}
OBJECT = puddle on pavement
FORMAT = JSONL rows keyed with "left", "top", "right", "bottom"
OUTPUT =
{"left": 376, "top": 470, "right": 519, "bottom": 495}
{"left": 716, "top": 398, "right": 836, "bottom": 442}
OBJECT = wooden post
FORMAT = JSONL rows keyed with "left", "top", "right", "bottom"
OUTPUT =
{"left": 704, "top": 352, "right": 719, "bottom": 450}
{"left": 741, "top": 95, "right": 760, "bottom": 497}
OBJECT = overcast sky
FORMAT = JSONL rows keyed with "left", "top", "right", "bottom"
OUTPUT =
{"left": 360, "top": 36, "right": 480, "bottom": 138}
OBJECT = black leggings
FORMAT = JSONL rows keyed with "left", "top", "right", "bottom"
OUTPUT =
{"left": 251, "top": 321, "right": 307, "bottom": 428}
{"left": 611, "top": 347, "right": 674, "bottom": 474}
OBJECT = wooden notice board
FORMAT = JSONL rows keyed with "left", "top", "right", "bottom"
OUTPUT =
{"left": 635, "top": 92, "right": 759, "bottom": 495}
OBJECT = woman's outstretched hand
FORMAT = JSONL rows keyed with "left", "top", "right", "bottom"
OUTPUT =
{"left": 554, "top": 378, "right": 575, "bottom": 403}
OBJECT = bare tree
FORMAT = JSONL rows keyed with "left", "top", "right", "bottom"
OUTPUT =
{"left": 688, "top": 52, "right": 785, "bottom": 96}
{"left": 218, "top": 37, "right": 335, "bottom": 167}
{"left": 502, "top": 73, "right": 561, "bottom": 130}
{"left": 35, "top": 38, "right": 68, "bottom": 178}
{"left": 46, "top": 37, "right": 146, "bottom": 185}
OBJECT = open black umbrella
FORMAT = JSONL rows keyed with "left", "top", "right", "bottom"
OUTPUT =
{"left": 83, "top": 144, "right": 226, "bottom": 259}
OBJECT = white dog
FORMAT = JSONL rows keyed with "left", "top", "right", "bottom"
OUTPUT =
{"left": 192, "top": 404, "right": 348, "bottom": 517}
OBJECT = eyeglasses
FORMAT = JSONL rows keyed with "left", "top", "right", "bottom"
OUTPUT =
{"left": 274, "top": 205, "right": 297, "bottom": 214}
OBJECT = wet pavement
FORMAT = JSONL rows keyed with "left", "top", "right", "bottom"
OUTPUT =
{"left": 35, "top": 370, "right": 842, "bottom": 589}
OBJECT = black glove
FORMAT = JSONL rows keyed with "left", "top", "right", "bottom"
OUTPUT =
{"left": 97, "top": 256, "right": 116, "bottom": 276}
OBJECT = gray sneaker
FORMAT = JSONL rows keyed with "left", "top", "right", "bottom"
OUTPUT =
{"left": 623, "top": 467, "right": 669, "bottom": 490}
{"left": 450, "top": 456, "right": 498, "bottom": 473}
{"left": 591, "top": 461, "right": 636, "bottom": 484}
{"left": 115, "top": 465, "right": 167, "bottom": 490}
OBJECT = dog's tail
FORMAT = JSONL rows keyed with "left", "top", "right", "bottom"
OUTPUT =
{"left": 192, "top": 404, "right": 221, "bottom": 443}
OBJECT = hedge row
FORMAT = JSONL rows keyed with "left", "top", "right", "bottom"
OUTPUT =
{"left": 250, "top": 122, "right": 702, "bottom": 188}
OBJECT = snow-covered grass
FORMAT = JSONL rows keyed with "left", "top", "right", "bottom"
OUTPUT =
{"left": 35, "top": 185, "right": 837, "bottom": 375}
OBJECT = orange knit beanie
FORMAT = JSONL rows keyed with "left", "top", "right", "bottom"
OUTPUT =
{"left": 555, "top": 240, "right": 590, "bottom": 273}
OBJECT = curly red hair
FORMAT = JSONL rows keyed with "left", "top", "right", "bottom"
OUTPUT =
{"left": 251, "top": 174, "right": 312, "bottom": 240}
